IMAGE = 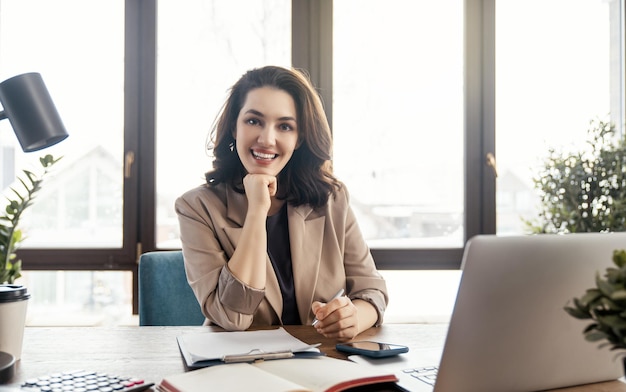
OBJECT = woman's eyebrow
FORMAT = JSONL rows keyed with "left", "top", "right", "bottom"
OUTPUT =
{"left": 245, "top": 109, "right": 296, "bottom": 122}
{"left": 244, "top": 109, "right": 264, "bottom": 117}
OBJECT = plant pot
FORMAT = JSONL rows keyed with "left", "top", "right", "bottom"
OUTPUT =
{"left": 0, "top": 284, "right": 30, "bottom": 360}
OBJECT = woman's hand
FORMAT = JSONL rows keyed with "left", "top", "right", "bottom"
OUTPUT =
{"left": 311, "top": 297, "right": 360, "bottom": 341}
{"left": 243, "top": 174, "right": 277, "bottom": 215}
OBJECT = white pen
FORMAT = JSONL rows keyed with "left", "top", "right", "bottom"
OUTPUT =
{"left": 311, "top": 288, "right": 345, "bottom": 326}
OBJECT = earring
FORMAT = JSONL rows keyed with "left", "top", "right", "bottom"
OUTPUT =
{"left": 229, "top": 142, "right": 234, "bottom": 152}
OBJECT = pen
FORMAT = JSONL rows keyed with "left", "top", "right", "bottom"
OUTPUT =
{"left": 311, "top": 288, "right": 345, "bottom": 326}
{"left": 223, "top": 351, "right": 294, "bottom": 363}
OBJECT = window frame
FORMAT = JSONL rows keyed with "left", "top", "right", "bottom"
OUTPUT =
{"left": 15, "top": 0, "right": 147, "bottom": 271}
{"left": 294, "top": 0, "right": 496, "bottom": 270}
{"left": 16, "top": 0, "right": 625, "bottom": 314}
{"left": 16, "top": 0, "right": 152, "bottom": 312}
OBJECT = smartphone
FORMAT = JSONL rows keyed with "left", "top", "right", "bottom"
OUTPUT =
{"left": 336, "top": 341, "right": 409, "bottom": 358}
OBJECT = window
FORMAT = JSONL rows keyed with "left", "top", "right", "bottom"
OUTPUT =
{"left": 155, "top": 0, "right": 292, "bottom": 249}
{"left": 495, "top": 0, "right": 622, "bottom": 235}
{"left": 0, "top": 0, "right": 622, "bottom": 325}
{"left": 333, "top": 0, "right": 464, "bottom": 249}
{"left": 0, "top": 0, "right": 130, "bottom": 325}
{"left": 0, "top": 0, "right": 125, "bottom": 247}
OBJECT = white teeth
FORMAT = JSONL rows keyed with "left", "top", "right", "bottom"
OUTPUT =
{"left": 252, "top": 151, "right": 277, "bottom": 160}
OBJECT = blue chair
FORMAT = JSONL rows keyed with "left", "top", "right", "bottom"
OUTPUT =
{"left": 138, "top": 250, "right": 205, "bottom": 326}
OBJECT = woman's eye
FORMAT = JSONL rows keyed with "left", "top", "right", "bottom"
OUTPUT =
{"left": 280, "top": 123, "right": 294, "bottom": 131}
{"left": 246, "top": 118, "right": 260, "bottom": 126}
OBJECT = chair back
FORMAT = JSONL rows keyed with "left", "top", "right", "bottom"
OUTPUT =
{"left": 138, "top": 250, "right": 205, "bottom": 326}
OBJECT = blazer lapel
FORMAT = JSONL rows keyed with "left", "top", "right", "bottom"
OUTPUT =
{"left": 288, "top": 204, "right": 325, "bottom": 324}
{"left": 222, "top": 187, "right": 283, "bottom": 320}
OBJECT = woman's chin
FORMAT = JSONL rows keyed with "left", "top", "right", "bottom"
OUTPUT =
{"left": 245, "top": 168, "right": 279, "bottom": 177}
{"left": 243, "top": 162, "right": 283, "bottom": 177}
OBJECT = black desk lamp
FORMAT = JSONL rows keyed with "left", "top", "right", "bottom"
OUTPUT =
{"left": 0, "top": 72, "right": 68, "bottom": 384}
{"left": 0, "top": 72, "right": 69, "bottom": 152}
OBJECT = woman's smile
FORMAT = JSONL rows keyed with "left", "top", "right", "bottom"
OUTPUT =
{"left": 251, "top": 149, "right": 278, "bottom": 161}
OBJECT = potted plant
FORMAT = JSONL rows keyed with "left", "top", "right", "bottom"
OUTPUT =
{"left": 0, "top": 154, "right": 60, "bottom": 284}
{"left": 564, "top": 249, "right": 626, "bottom": 370}
{"left": 0, "top": 154, "right": 60, "bottom": 361}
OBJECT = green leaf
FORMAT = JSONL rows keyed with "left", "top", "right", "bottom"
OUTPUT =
{"left": 611, "top": 290, "right": 626, "bottom": 301}
{"left": 23, "top": 170, "right": 36, "bottom": 185}
{"left": 583, "top": 323, "right": 600, "bottom": 334}
{"left": 597, "top": 314, "right": 626, "bottom": 329}
{"left": 585, "top": 330, "right": 611, "bottom": 342}
{"left": 606, "top": 269, "right": 620, "bottom": 283}
{"left": 597, "top": 273, "right": 616, "bottom": 296}
{"left": 614, "top": 250, "right": 626, "bottom": 268}
{"left": 579, "top": 289, "right": 602, "bottom": 307}
{"left": 598, "top": 296, "right": 621, "bottom": 311}
{"left": 564, "top": 306, "right": 591, "bottom": 319}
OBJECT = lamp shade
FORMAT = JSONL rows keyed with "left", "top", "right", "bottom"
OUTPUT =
{"left": 0, "top": 72, "right": 68, "bottom": 152}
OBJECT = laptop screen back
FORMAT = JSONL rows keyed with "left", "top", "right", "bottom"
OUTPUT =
{"left": 435, "top": 233, "right": 625, "bottom": 392}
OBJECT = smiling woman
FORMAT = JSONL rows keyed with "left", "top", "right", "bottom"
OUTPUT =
{"left": 175, "top": 66, "right": 389, "bottom": 341}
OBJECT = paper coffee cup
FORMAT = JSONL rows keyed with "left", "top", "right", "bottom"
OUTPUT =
{"left": 0, "top": 284, "right": 30, "bottom": 360}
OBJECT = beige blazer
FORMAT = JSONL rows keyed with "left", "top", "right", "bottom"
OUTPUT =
{"left": 175, "top": 182, "right": 388, "bottom": 331}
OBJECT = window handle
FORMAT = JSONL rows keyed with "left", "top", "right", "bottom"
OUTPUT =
{"left": 125, "top": 151, "right": 135, "bottom": 178}
{"left": 486, "top": 152, "right": 498, "bottom": 177}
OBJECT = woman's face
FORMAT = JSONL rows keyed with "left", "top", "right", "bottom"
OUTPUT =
{"left": 234, "top": 87, "right": 299, "bottom": 177}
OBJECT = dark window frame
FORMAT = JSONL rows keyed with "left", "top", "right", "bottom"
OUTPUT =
{"left": 17, "top": 0, "right": 624, "bottom": 314}
{"left": 292, "top": 0, "right": 497, "bottom": 270}
{"left": 11, "top": 0, "right": 500, "bottom": 312}
{"left": 16, "top": 0, "right": 154, "bottom": 313}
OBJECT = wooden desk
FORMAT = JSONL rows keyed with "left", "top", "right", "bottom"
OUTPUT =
{"left": 5, "top": 324, "right": 626, "bottom": 392}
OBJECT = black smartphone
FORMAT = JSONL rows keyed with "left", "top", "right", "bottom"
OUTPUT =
{"left": 336, "top": 341, "right": 409, "bottom": 358}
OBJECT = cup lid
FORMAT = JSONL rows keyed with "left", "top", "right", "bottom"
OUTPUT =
{"left": 0, "top": 284, "right": 30, "bottom": 303}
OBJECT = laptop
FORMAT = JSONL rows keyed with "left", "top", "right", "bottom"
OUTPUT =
{"left": 351, "top": 233, "right": 626, "bottom": 391}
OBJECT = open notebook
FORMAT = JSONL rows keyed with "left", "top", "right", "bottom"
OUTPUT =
{"left": 351, "top": 233, "right": 626, "bottom": 392}
{"left": 158, "top": 356, "right": 398, "bottom": 392}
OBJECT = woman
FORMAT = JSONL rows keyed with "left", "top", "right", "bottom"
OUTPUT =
{"left": 175, "top": 65, "right": 388, "bottom": 340}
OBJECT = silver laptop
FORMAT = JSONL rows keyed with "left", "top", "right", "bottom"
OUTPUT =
{"left": 352, "top": 233, "right": 626, "bottom": 391}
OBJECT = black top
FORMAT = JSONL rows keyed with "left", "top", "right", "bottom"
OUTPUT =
{"left": 266, "top": 203, "right": 301, "bottom": 325}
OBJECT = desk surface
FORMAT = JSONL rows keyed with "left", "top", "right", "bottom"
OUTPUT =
{"left": 6, "top": 324, "right": 626, "bottom": 392}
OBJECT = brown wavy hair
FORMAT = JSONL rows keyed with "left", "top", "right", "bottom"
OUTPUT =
{"left": 205, "top": 66, "right": 341, "bottom": 208}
